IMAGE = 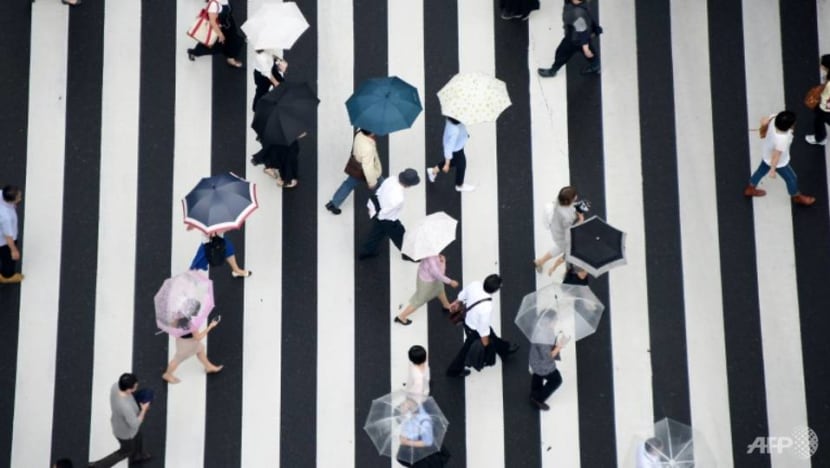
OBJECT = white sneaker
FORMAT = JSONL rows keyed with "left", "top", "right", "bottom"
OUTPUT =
{"left": 455, "top": 184, "right": 476, "bottom": 192}
{"left": 427, "top": 168, "right": 437, "bottom": 183}
{"left": 805, "top": 134, "right": 827, "bottom": 146}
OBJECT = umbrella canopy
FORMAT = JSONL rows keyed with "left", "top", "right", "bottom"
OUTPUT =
{"left": 154, "top": 270, "right": 215, "bottom": 337}
{"left": 346, "top": 76, "right": 422, "bottom": 135}
{"left": 241, "top": 2, "right": 309, "bottom": 50}
{"left": 401, "top": 211, "right": 457, "bottom": 260}
{"left": 183, "top": 172, "right": 258, "bottom": 234}
{"left": 565, "top": 215, "right": 626, "bottom": 277}
{"left": 363, "top": 391, "right": 449, "bottom": 466}
{"left": 631, "top": 418, "right": 717, "bottom": 467}
{"left": 252, "top": 82, "right": 320, "bottom": 146}
{"left": 515, "top": 282, "right": 604, "bottom": 344}
{"left": 436, "top": 72, "right": 511, "bottom": 125}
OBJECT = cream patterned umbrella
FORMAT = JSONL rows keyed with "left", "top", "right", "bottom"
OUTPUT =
{"left": 436, "top": 72, "right": 511, "bottom": 125}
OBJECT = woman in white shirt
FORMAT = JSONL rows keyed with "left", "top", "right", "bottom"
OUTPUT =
{"left": 404, "top": 345, "right": 430, "bottom": 400}
{"left": 533, "top": 186, "right": 584, "bottom": 275}
{"left": 251, "top": 50, "right": 287, "bottom": 111}
{"left": 186, "top": 0, "right": 244, "bottom": 68}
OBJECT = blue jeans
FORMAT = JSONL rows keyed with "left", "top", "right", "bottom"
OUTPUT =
{"left": 329, "top": 175, "right": 384, "bottom": 208}
{"left": 749, "top": 161, "right": 798, "bottom": 196}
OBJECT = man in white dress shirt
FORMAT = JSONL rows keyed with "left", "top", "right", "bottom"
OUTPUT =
{"left": 446, "top": 274, "right": 519, "bottom": 377}
{"left": 358, "top": 168, "right": 419, "bottom": 260}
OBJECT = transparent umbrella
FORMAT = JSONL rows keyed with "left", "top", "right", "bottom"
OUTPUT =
{"left": 631, "top": 418, "right": 717, "bottom": 467}
{"left": 154, "top": 270, "right": 214, "bottom": 337}
{"left": 514, "top": 282, "right": 604, "bottom": 344}
{"left": 363, "top": 391, "right": 449, "bottom": 466}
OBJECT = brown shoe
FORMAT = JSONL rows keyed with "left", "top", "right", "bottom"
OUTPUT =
{"left": 743, "top": 184, "right": 766, "bottom": 197}
{"left": 792, "top": 194, "right": 816, "bottom": 206}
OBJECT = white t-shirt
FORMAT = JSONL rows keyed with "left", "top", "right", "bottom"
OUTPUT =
{"left": 254, "top": 50, "right": 280, "bottom": 77}
{"left": 405, "top": 363, "right": 430, "bottom": 399}
{"left": 762, "top": 114, "right": 793, "bottom": 168}
{"left": 206, "top": 0, "right": 228, "bottom": 14}
{"left": 459, "top": 281, "right": 493, "bottom": 337}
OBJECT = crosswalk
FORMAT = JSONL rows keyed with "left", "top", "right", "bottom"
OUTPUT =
{"left": 1, "top": 0, "right": 829, "bottom": 467}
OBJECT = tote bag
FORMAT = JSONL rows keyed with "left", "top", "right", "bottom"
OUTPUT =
{"left": 187, "top": 1, "right": 219, "bottom": 47}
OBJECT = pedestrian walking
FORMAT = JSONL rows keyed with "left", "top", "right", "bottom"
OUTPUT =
{"left": 446, "top": 274, "right": 519, "bottom": 377}
{"left": 499, "top": 0, "right": 539, "bottom": 20}
{"left": 325, "top": 129, "right": 383, "bottom": 215}
{"left": 395, "top": 255, "right": 459, "bottom": 325}
{"left": 253, "top": 133, "right": 305, "bottom": 188}
{"left": 404, "top": 345, "right": 430, "bottom": 399}
{"left": 636, "top": 438, "right": 664, "bottom": 468}
{"left": 538, "top": 0, "right": 602, "bottom": 78}
{"left": 744, "top": 111, "right": 816, "bottom": 206}
{"left": 426, "top": 117, "right": 474, "bottom": 192}
{"left": 189, "top": 229, "right": 252, "bottom": 278}
{"left": 186, "top": 0, "right": 244, "bottom": 69}
{"left": 533, "top": 186, "right": 583, "bottom": 276}
{"left": 528, "top": 327, "right": 569, "bottom": 411}
{"left": 0, "top": 186, "right": 24, "bottom": 284}
{"left": 358, "top": 169, "right": 420, "bottom": 260}
{"left": 252, "top": 50, "right": 286, "bottom": 111}
{"left": 88, "top": 373, "right": 152, "bottom": 467}
{"left": 162, "top": 317, "right": 224, "bottom": 384}
{"left": 805, "top": 54, "right": 830, "bottom": 146}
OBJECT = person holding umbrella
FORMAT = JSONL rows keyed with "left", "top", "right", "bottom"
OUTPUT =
{"left": 358, "top": 169, "right": 420, "bottom": 260}
{"left": 426, "top": 117, "right": 475, "bottom": 192}
{"left": 325, "top": 129, "right": 383, "bottom": 215}
{"left": 533, "top": 186, "right": 583, "bottom": 276}
{"left": 528, "top": 313, "right": 569, "bottom": 411}
{"left": 186, "top": 0, "right": 244, "bottom": 68}
{"left": 188, "top": 229, "right": 251, "bottom": 278}
{"left": 395, "top": 255, "right": 459, "bottom": 325}
{"left": 162, "top": 317, "right": 224, "bottom": 384}
{"left": 252, "top": 50, "right": 286, "bottom": 112}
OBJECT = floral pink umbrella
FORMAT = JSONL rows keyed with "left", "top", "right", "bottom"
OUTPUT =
{"left": 154, "top": 270, "right": 215, "bottom": 337}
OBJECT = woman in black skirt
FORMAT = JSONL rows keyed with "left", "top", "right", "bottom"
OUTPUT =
{"left": 187, "top": 0, "right": 244, "bottom": 68}
{"left": 499, "top": 0, "right": 539, "bottom": 20}
{"left": 251, "top": 132, "right": 305, "bottom": 189}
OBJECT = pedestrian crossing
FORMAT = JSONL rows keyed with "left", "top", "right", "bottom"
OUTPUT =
{"left": 1, "top": 1, "right": 829, "bottom": 467}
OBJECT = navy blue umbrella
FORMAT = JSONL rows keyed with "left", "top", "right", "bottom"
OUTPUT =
{"left": 183, "top": 173, "right": 258, "bottom": 234}
{"left": 346, "top": 76, "right": 422, "bottom": 135}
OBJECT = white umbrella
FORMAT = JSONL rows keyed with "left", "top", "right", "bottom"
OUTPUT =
{"left": 437, "top": 72, "right": 511, "bottom": 125}
{"left": 241, "top": 2, "right": 309, "bottom": 51}
{"left": 401, "top": 212, "right": 457, "bottom": 260}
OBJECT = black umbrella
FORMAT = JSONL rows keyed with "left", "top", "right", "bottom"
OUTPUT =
{"left": 565, "top": 216, "right": 626, "bottom": 277}
{"left": 182, "top": 172, "right": 258, "bottom": 234}
{"left": 251, "top": 82, "right": 319, "bottom": 146}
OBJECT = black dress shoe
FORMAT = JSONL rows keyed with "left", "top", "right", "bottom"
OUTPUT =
{"left": 538, "top": 67, "right": 558, "bottom": 77}
{"left": 394, "top": 316, "right": 412, "bottom": 326}
{"left": 447, "top": 369, "right": 471, "bottom": 377}
{"left": 325, "top": 201, "right": 342, "bottom": 215}
{"left": 581, "top": 64, "right": 601, "bottom": 75}
{"left": 530, "top": 396, "right": 550, "bottom": 411}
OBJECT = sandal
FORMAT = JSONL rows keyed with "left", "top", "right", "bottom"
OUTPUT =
{"left": 226, "top": 58, "right": 243, "bottom": 68}
{"left": 206, "top": 365, "right": 224, "bottom": 374}
{"left": 231, "top": 270, "right": 252, "bottom": 278}
{"left": 263, "top": 168, "right": 278, "bottom": 179}
{"left": 276, "top": 178, "right": 285, "bottom": 187}
{"left": 284, "top": 180, "right": 298, "bottom": 188}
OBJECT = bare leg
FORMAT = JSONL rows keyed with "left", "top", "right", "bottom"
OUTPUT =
{"left": 438, "top": 291, "right": 451, "bottom": 309}
{"left": 534, "top": 252, "right": 553, "bottom": 270}
{"left": 547, "top": 255, "right": 565, "bottom": 276}
{"left": 397, "top": 304, "right": 418, "bottom": 321}
{"left": 197, "top": 351, "right": 223, "bottom": 373}
{"left": 225, "top": 255, "right": 249, "bottom": 276}
{"left": 162, "top": 360, "right": 181, "bottom": 384}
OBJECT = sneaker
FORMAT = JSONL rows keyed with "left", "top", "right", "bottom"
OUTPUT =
{"left": 455, "top": 184, "right": 475, "bottom": 192}
{"left": 805, "top": 134, "right": 827, "bottom": 146}
{"left": 427, "top": 168, "right": 437, "bottom": 183}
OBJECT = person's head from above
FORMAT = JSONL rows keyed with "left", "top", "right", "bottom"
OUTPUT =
{"left": 446, "top": 116, "right": 461, "bottom": 125}
{"left": 557, "top": 186, "right": 578, "bottom": 206}
{"left": 774, "top": 111, "right": 796, "bottom": 132}
{"left": 2, "top": 185, "right": 22, "bottom": 204}
{"left": 483, "top": 274, "right": 503, "bottom": 294}
{"left": 408, "top": 345, "right": 427, "bottom": 365}
{"left": 53, "top": 458, "right": 73, "bottom": 468}
{"left": 644, "top": 437, "right": 663, "bottom": 456}
{"left": 398, "top": 168, "right": 421, "bottom": 187}
{"left": 821, "top": 54, "right": 830, "bottom": 73}
{"left": 118, "top": 373, "right": 139, "bottom": 393}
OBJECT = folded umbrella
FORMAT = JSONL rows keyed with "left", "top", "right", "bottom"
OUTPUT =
{"left": 252, "top": 82, "right": 320, "bottom": 146}
{"left": 183, "top": 172, "right": 258, "bottom": 234}
{"left": 241, "top": 2, "right": 309, "bottom": 50}
{"left": 346, "top": 76, "right": 422, "bottom": 135}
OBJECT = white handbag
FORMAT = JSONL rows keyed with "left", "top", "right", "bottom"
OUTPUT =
{"left": 187, "top": 1, "right": 219, "bottom": 47}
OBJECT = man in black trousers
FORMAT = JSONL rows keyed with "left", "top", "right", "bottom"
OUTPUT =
{"left": 358, "top": 168, "right": 420, "bottom": 260}
{"left": 446, "top": 274, "right": 519, "bottom": 377}
{"left": 538, "top": 0, "right": 602, "bottom": 77}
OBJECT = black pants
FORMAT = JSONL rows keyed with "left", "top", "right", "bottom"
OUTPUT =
{"left": 252, "top": 70, "right": 272, "bottom": 111}
{"left": 90, "top": 431, "right": 145, "bottom": 468}
{"left": 360, "top": 219, "right": 405, "bottom": 256}
{"left": 434, "top": 149, "right": 466, "bottom": 186}
{"left": 0, "top": 245, "right": 16, "bottom": 278}
{"left": 813, "top": 106, "right": 830, "bottom": 141}
{"left": 190, "top": 9, "right": 242, "bottom": 60}
{"left": 446, "top": 325, "right": 512, "bottom": 376}
{"left": 549, "top": 37, "right": 598, "bottom": 73}
{"left": 531, "top": 369, "right": 562, "bottom": 402}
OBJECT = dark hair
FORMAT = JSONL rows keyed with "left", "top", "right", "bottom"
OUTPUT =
{"left": 359, "top": 128, "right": 373, "bottom": 136}
{"left": 557, "top": 186, "right": 577, "bottom": 206}
{"left": 118, "top": 373, "right": 138, "bottom": 391}
{"left": 821, "top": 54, "right": 830, "bottom": 78}
{"left": 54, "top": 459, "right": 74, "bottom": 468}
{"left": 483, "top": 274, "right": 502, "bottom": 294}
{"left": 446, "top": 116, "right": 461, "bottom": 125}
{"left": 645, "top": 437, "right": 663, "bottom": 455}
{"left": 408, "top": 345, "right": 427, "bottom": 365}
{"left": 773, "top": 111, "right": 796, "bottom": 131}
{"left": 2, "top": 185, "right": 20, "bottom": 202}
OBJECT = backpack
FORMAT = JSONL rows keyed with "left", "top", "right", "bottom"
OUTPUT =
{"left": 205, "top": 236, "right": 227, "bottom": 267}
